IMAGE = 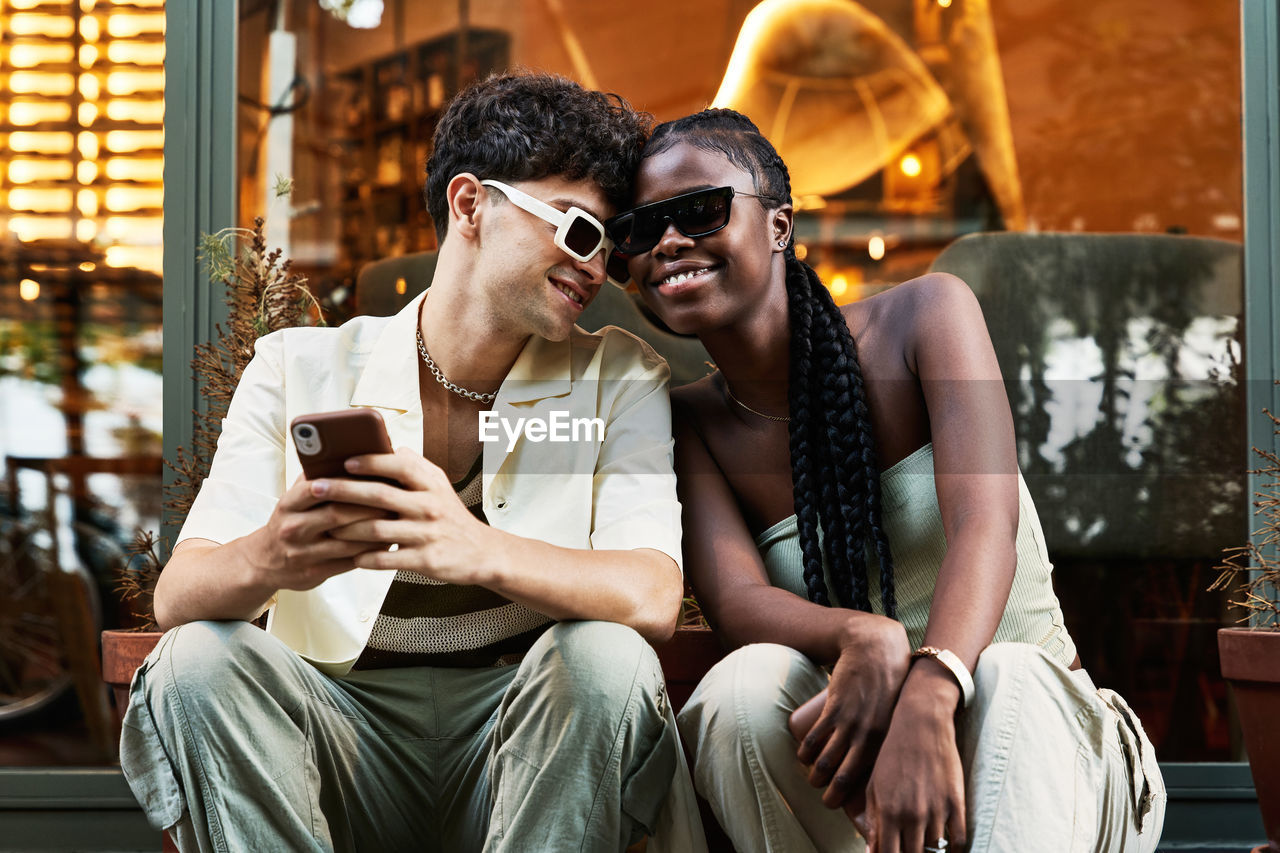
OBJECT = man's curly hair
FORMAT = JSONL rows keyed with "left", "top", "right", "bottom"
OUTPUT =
{"left": 424, "top": 71, "right": 652, "bottom": 241}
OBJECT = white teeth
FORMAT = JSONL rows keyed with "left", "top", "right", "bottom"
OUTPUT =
{"left": 554, "top": 283, "right": 583, "bottom": 304}
{"left": 660, "top": 267, "right": 711, "bottom": 286}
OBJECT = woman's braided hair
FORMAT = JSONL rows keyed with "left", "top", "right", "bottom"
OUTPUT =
{"left": 644, "top": 109, "right": 897, "bottom": 617}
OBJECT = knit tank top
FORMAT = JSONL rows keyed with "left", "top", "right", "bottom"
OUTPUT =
{"left": 353, "top": 456, "right": 552, "bottom": 669}
{"left": 755, "top": 443, "right": 1077, "bottom": 667}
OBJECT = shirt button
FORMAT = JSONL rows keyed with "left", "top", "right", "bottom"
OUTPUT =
{"left": 358, "top": 609, "right": 371, "bottom": 622}
{"left": 494, "top": 496, "right": 507, "bottom": 510}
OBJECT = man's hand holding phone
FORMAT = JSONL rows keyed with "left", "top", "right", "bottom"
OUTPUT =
{"left": 322, "top": 450, "right": 501, "bottom": 589}
{"left": 283, "top": 407, "right": 499, "bottom": 588}
{"left": 234, "top": 409, "right": 397, "bottom": 593}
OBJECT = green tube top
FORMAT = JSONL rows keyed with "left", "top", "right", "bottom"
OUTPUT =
{"left": 755, "top": 443, "right": 1077, "bottom": 667}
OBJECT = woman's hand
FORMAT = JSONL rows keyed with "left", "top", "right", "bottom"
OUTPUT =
{"left": 790, "top": 614, "right": 911, "bottom": 809}
{"left": 860, "top": 678, "right": 967, "bottom": 853}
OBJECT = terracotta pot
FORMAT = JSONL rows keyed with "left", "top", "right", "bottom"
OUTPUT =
{"left": 101, "top": 629, "right": 162, "bottom": 718}
{"left": 1219, "top": 627, "right": 1280, "bottom": 850}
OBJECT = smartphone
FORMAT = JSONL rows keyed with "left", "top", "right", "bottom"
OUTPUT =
{"left": 290, "top": 408, "right": 395, "bottom": 483}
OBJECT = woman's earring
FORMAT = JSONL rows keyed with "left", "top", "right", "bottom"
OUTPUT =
{"left": 777, "top": 239, "right": 787, "bottom": 248}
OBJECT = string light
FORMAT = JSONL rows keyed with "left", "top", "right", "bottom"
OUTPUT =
{"left": 2, "top": 3, "right": 166, "bottom": 273}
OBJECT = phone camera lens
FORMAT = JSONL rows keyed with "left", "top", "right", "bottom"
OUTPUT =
{"left": 298, "top": 426, "right": 314, "bottom": 438}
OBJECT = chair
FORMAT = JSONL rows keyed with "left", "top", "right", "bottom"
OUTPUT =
{"left": 928, "top": 231, "right": 1244, "bottom": 756}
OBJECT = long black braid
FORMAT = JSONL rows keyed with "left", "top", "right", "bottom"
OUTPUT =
{"left": 645, "top": 110, "right": 897, "bottom": 618}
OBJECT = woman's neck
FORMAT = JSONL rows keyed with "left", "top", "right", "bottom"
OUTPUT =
{"left": 699, "top": 279, "right": 792, "bottom": 408}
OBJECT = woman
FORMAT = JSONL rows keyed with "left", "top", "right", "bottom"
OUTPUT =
{"left": 607, "top": 110, "right": 1165, "bottom": 853}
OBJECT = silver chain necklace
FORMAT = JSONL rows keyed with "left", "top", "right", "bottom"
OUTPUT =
{"left": 415, "top": 326, "right": 497, "bottom": 404}
{"left": 722, "top": 377, "right": 790, "bottom": 422}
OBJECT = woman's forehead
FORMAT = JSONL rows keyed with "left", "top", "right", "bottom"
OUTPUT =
{"left": 634, "top": 142, "right": 753, "bottom": 203}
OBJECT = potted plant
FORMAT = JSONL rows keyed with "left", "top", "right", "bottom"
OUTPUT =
{"left": 102, "top": 207, "right": 325, "bottom": 718}
{"left": 1211, "top": 391, "right": 1280, "bottom": 853}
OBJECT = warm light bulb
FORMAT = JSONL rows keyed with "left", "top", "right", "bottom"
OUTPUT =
{"left": 937, "top": 0, "right": 952, "bottom": 7}
{"left": 20, "top": 279, "right": 41, "bottom": 301}
{"left": 105, "top": 158, "right": 163, "bottom": 182}
{"left": 105, "top": 130, "right": 165, "bottom": 152}
{"left": 10, "top": 188, "right": 74, "bottom": 213}
{"left": 829, "top": 275, "right": 849, "bottom": 298}
{"left": 9, "top": 71, "right": 75, "bottom": 96}
{"left": 76, "top": 219, "right": 98, "bottom": 242}
{"left": 10, "top": 44, "right": 74, "bottom": 67}
{"left": 899, "top": 154, "right": 923, "bottom": 178}
{"left": 10, "top": 132, "right": 75, "bottom": 154}
{"left": 108, "top": 70, "right": 165, "bottom": 96}
{"left": 77, "top": 189, "right": 100, "bottom": 216}
{"left": 80, "top": 44, "right": 99, "bottom": 67}
{"left": 107, "top": 99, "right": 164, "bottom": 124}
{"left": 80, "top": 73, "right": 101, "bottom": 100}
{"left": 78, "top": 161, "right": 99, "bottom": 184}
{"left": 80, "top": 15, "right": 100, "bottom": 41}
{"left": 108, "top": 41, "right": 166, "bottom": 65}
{"left": 795, "top": 244, "right": 808, "bottom": 261}
{"left": 107, "top": 13, "right": 165, "bottom": 38}
{"left": 10, "top": 160, "right": 74, "bottom": 183}
{"left": 79, "top": 102, "right": 99, "bottom": 126}
{"left": 9, "top": 101, "right": 72, "bottom": 125}
{"left": 78, "top": 131, "right": 101, "bottom": 159}
{"left": 11, "top": 15, "right": 75, "bottom": 37}
{"left": 868, "top": 236, "right": 886, "bottom": 261}
{"left": 79, "top": 261, "right": 97, "bottom": 272}
{"left": 396, "top": 277, "right": 408, "bottom": 295}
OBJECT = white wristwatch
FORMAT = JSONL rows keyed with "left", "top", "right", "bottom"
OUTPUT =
{"left": 911, "top": 646, "right": 975, "bottom": 709}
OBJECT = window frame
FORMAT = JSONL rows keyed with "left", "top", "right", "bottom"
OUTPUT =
{"left": 1, "top": 0, "right": 1274, "bottom": 847}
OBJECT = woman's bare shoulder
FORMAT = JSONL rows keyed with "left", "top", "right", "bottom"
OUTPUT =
{"left": 839, "top": 272, "right": 984, "bottom": 338}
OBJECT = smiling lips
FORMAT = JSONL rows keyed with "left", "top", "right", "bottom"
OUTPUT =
{"left": 657, "top": 265, "right": 715, "bottom": 288}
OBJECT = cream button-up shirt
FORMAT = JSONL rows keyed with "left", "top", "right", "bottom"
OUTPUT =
{"left": 179, "top": 291, "right": 684, "bottom": 675}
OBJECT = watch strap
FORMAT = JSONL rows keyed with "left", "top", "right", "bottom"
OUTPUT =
{"left": 912, "top": 645, "right": 975, "bottom": 709}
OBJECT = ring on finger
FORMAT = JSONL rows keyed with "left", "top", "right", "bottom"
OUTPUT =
{"left": 923, "top": 839, "right": 948, "bottom": 853}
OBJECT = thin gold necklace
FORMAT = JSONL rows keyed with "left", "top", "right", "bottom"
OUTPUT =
{"left": 722, "top": 377, "right": 790, "bottom": 422}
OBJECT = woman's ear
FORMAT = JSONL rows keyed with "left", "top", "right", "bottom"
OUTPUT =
{"left": 771, "top": 203, "right": 794, "bottom": 253}
{"left": 446, "top": 174, "right": 485, "bottom": 242}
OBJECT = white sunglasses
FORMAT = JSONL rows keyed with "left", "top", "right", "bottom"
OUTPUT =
{"left": 481, "top": 179, "right": 629, "bottom": 288}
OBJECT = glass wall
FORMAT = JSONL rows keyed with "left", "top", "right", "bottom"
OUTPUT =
{"left": 0, "top": 0, "right": 164, "bottom": 764}
{"left": 0, "top": 0, "right": 1246, "bottom": 770}
{"left": 236, "top": 0, "right": 1243, "bottom": 764}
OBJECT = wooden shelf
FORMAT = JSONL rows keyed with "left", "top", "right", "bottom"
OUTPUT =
{"left": 324, "top": 29, "right": 509, "bottom": 277}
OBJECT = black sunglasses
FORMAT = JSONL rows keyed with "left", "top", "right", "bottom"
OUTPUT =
{"left": 604, "top": 186, "right": 777, "bottom": 257}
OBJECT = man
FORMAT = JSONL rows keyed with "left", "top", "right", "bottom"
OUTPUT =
{"left": 121, "top": 72, "right": 702, "bottom": 852}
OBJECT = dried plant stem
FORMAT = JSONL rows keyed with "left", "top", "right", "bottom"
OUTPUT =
{"left": 121, "top": 216, "right": 324, "bottom": 630}
{"left": 1210, "top": 398, "right": 1280, "bottom": 629}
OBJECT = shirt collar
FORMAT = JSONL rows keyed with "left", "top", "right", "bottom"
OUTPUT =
{"left": 349, "top": 290, "right": 573, "bottom": 411}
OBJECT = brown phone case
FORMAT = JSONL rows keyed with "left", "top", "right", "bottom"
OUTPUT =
{"left": 290, "top": 408, "right": 395, "bottom": 482}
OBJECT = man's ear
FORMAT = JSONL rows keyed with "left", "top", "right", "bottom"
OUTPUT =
{"left": 771, "top": 203, "right": 794, "bottom": 253}
{"left": 446, "top": 173, "right": 485, "bottom": 241}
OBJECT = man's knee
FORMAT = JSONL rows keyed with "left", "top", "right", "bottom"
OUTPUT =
{"left": 530, "top": 620, "right": 660, "bottom": 708}
{"left": 143, "top": 620, "right": 291, "bottom": 707}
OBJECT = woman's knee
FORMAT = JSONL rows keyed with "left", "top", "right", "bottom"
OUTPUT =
{"left": 678, "top": 643, "right": 821, "bottom": 750}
